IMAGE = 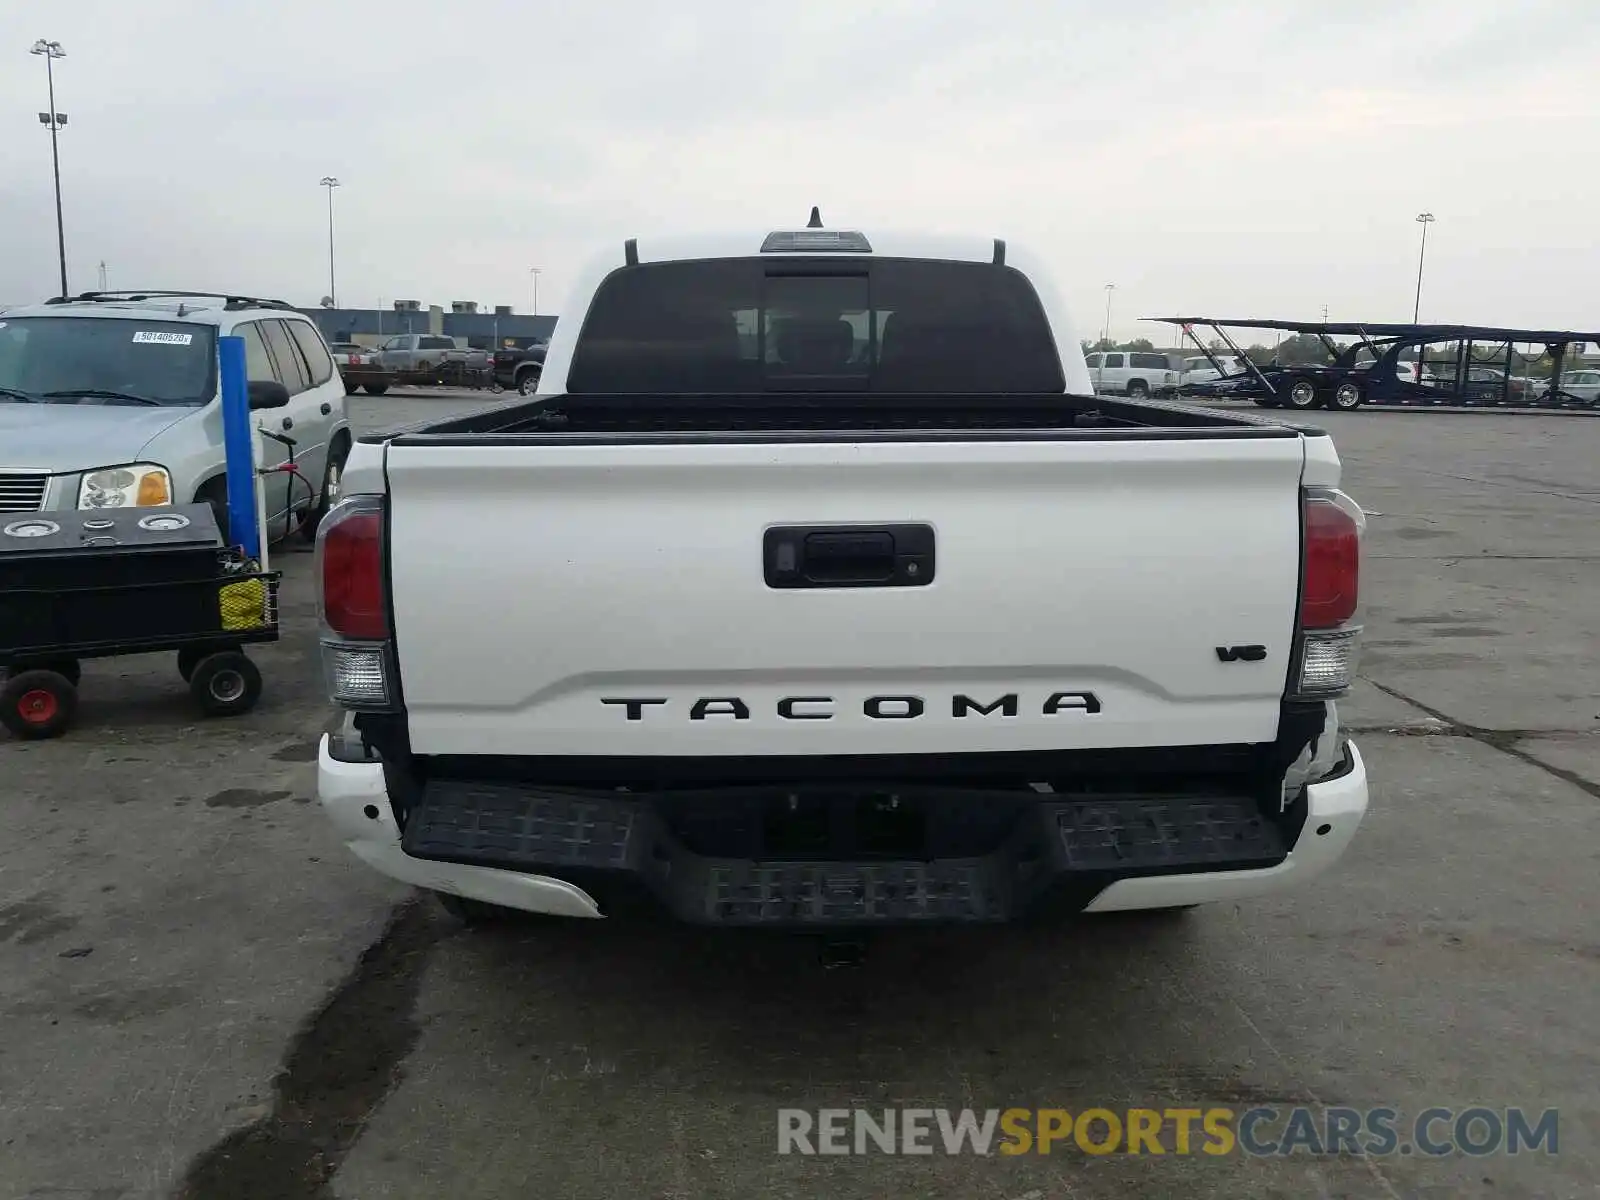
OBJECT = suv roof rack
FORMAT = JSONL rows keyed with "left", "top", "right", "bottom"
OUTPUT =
{"left": 43, "top": 290, "right": 299, "bottom": 312}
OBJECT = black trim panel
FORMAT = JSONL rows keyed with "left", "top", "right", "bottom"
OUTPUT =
{"left": 384, "top": 426, "right": 1302, "bottom": 447}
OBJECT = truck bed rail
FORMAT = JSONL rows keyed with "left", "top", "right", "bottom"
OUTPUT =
{"left": 371, "top": 392, "right": 1317, "bottom": 445}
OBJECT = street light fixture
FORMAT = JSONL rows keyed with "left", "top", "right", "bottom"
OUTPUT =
{"left": 30, "top": 38, "right": 69, "bottom": 297}
{"left": 529, "top": 267, "right": 542, "bottom": 317}
{"left": 1413, "top": 212, "right": 1435, "bottom": 323}
{"left": 320, "top": 177, "right": 341, "bottom": 308}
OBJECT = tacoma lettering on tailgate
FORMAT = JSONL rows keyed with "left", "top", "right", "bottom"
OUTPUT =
{"left": 599, "top": 693, "right": 1103, "bottom": 722}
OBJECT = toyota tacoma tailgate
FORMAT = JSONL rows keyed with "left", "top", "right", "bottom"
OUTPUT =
{"left": 381, "top": 431, "right": 1308, "bottom": 757}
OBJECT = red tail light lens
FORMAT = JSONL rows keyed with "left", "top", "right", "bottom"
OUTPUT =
{"left": 1301, "top": 494, "right": 1361, "bottom": 628}
{"left": 316, "top": 496, "right": 388, "bottom": 639}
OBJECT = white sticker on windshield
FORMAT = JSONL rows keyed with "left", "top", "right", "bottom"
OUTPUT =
{"left": 132, "top": 331, "right": 193, "bottom": 345}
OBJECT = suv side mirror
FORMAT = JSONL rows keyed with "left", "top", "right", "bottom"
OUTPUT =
{"left": 248, "top": 380, "right": 291, "bottom": 410}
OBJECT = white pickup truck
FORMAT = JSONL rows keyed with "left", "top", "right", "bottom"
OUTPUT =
{"left": 314, "top": 219, "right": 1370, "bottom": 930}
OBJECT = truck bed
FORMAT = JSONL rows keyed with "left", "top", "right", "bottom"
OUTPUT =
{"left": 371, "top": 391, "right": 1317, "bottom": 444}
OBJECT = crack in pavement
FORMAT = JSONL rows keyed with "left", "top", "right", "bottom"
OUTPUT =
{"left": 1401, "top": 463, "right": 1600, "bottom": 507}
{"left": 1369, "top": 560, "right": 1600, "bottom": 569}
{"left": 1362, "top": 677, "right": 1600, "bottom": 801}
{"left": 171, "top": 897, "right": 445, "bottom": 1200}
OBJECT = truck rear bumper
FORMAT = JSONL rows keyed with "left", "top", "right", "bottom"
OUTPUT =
{"left": 316, "top": 737, "right": 1368, "bottom": 926}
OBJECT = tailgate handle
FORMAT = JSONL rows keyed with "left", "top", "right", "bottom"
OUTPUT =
{"left": 764, "top": 524, "right": 935, "bottom": 589}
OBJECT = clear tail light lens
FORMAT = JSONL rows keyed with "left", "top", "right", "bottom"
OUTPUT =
{"left": 1293, "top": 488, "right": 1365, "bottom": 698}
{"left": 315, "top": 494, "right": 396, "bottom": 710}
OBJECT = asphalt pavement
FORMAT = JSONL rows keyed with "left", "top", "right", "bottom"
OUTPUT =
{"left": 2, "top": 396, "right": 1596, "bottom": 1200}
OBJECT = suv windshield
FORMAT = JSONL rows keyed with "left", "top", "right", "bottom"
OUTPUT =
{"left": 566, "top": 257, "right": 1066, "bottom": 393}
{"left": 0, "top": 316, "right": 218, "bottom": 405}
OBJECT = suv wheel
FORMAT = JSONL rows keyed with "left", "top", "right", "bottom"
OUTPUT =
{"left": 300, "top": 437, "right": 349, "bottom": 540}
{"left": 517, "top": 368, "right": 541, "bottom": 396}
{"left": 1126, "top": 380, "right": 1149, "bottom": 400}
{"left": 199, "top": 480, "right": 230, "bottom": 543}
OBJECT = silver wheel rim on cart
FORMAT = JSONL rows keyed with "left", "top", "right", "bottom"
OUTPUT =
{"left": 209, "top": 669, "right": 248, "bottom": 704}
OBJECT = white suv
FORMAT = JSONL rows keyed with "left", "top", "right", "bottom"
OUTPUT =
{"left": 0, "top": 291, "right": 352, "bottom": 542}
{"left": 1084, "top": 350, "right": 1178, "bottom": 397}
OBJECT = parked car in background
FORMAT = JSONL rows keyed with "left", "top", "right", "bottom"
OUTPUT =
{"left": 0, "top": 291, "right": 350, "bottom": 543}
{"left": 1084, "top": 350, "right": 1178, "bottom": 397}
{"left": 1418, "top": 366, "right": 1540, "bottom": 404}
{"left": 327, "top": 341, "right": 389, "bottom": 396}
{"left": 373, "top": 333, "right": 489, "bottom": 374}
{"left": 1179, "top": 354, "right": 1245, "bottom": 388}
{"left": 1536, "top": 368, "right": 1600, "bottom": 405}
{"left": 491, "top": 340, "right": 548, "bottom": 395}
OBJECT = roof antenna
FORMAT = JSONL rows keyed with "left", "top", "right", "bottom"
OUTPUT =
{"left": 807, "top": 206, "right": 823, "bottom": 229}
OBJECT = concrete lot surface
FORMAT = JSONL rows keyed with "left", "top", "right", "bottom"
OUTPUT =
{"left": 2, "top": 397, "right": 1596, "bottom": 1199}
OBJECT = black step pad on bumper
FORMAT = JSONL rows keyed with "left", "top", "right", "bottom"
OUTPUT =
{"left": 401, "top": 782, "right": 1289, "bottom": 927}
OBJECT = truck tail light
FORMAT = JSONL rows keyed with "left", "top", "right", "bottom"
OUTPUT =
{"left": 315, "top": 494, "right": 397, "bottom": 709}
{"left": 1292, "top": 488, "right": 1365, "bottom": 698}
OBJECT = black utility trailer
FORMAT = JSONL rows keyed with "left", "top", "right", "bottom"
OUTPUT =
{"left": 1148, "top": 317, "right": 1599, "bottom": 412}
{"left": 0, "top": 504, "right": 280, "bottom": 739}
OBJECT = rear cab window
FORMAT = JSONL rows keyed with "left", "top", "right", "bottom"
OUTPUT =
{"left": 565, "top": 257, "right": 1066, "bottom": 393}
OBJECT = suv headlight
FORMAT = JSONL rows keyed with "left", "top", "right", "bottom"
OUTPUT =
{"left": 78, "top": 463, "right": 172, "bottom": 509}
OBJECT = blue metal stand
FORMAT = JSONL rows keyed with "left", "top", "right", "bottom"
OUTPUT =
{"left": 217, "top": 336, "right": 260, "bottom": 559}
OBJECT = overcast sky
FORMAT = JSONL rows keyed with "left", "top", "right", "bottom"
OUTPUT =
{"left": 3, "top": 0, "right": 1597, "bottom": 340}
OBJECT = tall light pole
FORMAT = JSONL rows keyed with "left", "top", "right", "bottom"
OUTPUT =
{"left": 1097, "top": 283, "right": 1116, "bottom": 393}
{"left": 320, "top": 177, "right": 341, "bottom": 308}
{"left": 1413, "top": 212, "right": 1435, "bottom": 323}
{"left": 31, "top": 39, "right": 69, "bottom": 297}
{"left": 529, "top": 267, "right": 542, "bottom": 318}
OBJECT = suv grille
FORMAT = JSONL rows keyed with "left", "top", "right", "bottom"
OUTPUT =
{"left": 0, "top": 472, "right": 49, "bottom": 513}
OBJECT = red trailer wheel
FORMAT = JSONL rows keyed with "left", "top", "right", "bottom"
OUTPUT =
{"left": 0, "top": 670, "right": 78, "bottom": 739}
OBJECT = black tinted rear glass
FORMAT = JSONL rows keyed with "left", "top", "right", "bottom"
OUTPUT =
{"left": 566, "top": 257, "right": 1065, "bottom": 393}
